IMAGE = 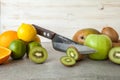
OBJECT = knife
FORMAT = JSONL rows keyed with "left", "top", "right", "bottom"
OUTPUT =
{"left": 32, "top": 24, "right": 96, "bottom": 54}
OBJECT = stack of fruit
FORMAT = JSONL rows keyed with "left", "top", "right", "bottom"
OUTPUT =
{"left": 0, "top": 23, "right": 120, "bottom": 66}
{"left": 0, "top": 23, "right": 48, "bottom": 64}
{"left": 72, "top": 26, "right": 120, "bottom": 65}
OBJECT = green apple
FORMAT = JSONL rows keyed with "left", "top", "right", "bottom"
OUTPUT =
{"left": 84, "top": 34, "right": 112, "bottom": 60}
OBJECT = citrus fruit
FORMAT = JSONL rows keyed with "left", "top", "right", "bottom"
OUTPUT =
{"left": 9, "top": 39, "right": 26, "bottom": 60}
{"left": 17, "top": 23, "right": 37, "bottom": 42}
{"left": 33, "top": 35, "right": 41, "bottom": 42}
{"left": 0, "top": 46, "right": 11, "bottom": 64}
{"left": 0, "top": 30, "right": 18, "bottom": 48}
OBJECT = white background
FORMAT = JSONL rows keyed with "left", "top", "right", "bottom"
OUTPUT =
{"left": 0, "top": 0, "right": 120, "bottom": 42}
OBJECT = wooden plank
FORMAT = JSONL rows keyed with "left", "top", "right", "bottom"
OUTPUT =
{"left": 0, "top": 0, "right": 120, "bottom": 42}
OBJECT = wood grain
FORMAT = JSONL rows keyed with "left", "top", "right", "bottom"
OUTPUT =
{"left": 0, "top": 0, "right": 120, "bottom": 42}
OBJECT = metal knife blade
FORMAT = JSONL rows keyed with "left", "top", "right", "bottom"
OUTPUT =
{"left": 32, "top": 24, "right": 96, "bottom": 54}
{"left": 52, "top": 34, "right": 96, "bottom": 54}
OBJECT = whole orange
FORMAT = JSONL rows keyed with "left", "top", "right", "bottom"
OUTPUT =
{"left": 33, "top": 35, "right": 41, "bottom": 42}
{"left": 0, "top": 30, "right": 18, "bottom": 48}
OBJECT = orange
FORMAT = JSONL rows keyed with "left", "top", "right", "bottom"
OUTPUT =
{"left": 0, "top": 30, "right": 18, "bottom": 48}
{"left": 0, "top": 46, "right": 11, "bottom": 64}
{"left": 33, "top": 35, "right": 41, "bottom": 42}
{"left": 17, "top": 23, "right": 37, "bottom": 42}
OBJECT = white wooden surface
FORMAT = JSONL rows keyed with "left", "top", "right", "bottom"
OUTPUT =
{"left": 0, "top": 0, "right": 120, "bottom": 42}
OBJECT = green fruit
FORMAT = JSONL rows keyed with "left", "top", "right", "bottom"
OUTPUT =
{"left": 27, "top": 41, "right": 42, "bottom": 55}
{"left": 84, "top": 34, "right": 112, "bottom": 60}
{"left": 9, "top": 39, "right": 26, "bottom": 60}
{"left": 29, "top": 46, "right": 48, "bottom": 64}
{"left": 109, "top": 47, "right": 120, "bottom": 64}
{"left": 73, "top": 28, "right": 100, "bottom": 44}
{"left": 60, "top": 56, "right": 76, "bottom": 67}
{"left": 66, "top": 46, "right": 83, "bottom": 61}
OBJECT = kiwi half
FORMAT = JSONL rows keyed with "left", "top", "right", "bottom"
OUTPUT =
{"left": 108, "top": 47, "right": 120, "bottom": 64}
{"left": 27, "top": 41, "right": 42, "bottom": 57}
{"left": 66, "top": 46, "right": 83, "bottom": 61}
{"left": 29, "top": 46, "right": 48, "bottom": 64}
{"left": 60, "top": 56, "right": 76, "bottom": 67}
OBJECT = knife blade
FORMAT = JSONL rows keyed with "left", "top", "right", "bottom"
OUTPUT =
{"left": 32, "top": 24, "right": 96, "bottom": 54}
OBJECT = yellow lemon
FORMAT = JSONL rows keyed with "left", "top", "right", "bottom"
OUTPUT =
{"left": 17, "top": 23, "right": 37, "bottom": 42}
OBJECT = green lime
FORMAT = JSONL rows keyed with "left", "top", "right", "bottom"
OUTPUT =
{"left": 9, "top": 39, "right": 26, "bottom": 60}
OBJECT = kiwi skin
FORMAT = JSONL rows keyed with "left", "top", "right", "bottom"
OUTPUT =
{"left": 112, "top": 42, "right": 120, "bottom": 47}
{"left": 101, "top": 27, "right": 119, "bottom": 42}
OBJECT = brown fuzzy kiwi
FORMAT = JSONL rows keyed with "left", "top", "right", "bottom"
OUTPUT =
{"left": 112, "top": 41, "right": 120, "bottom": 47}
{"left": 101, "top": 27, "right": 119, "bottom": 42}
{"left": 118, "top": 40, "right": 120, "bottom": 43}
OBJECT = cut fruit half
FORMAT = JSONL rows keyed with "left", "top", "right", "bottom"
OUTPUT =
{"left": 66, "top": 46, "right": 83, "bottom": 61}
{"left": 29, "top": 46, "right": 48, "bottom": 64}
{"left": 60, "top": 56, "right": 76, "bottom": 67}
{"left": 109, "top": 47, "right": 120, "bottom": 64}
{"left": 0, "top": 46, "right": 11, "bottom": 64}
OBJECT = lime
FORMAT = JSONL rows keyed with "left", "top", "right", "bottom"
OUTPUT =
{"left": 9, "top": 39, "right": 26, "bottom": 60}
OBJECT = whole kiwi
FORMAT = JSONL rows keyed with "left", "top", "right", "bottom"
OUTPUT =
{"left": 112, "top": 40, "right": 120, "bottom": 47}
{"left": 101, "top": 27, "right": 119, "bottom": 42}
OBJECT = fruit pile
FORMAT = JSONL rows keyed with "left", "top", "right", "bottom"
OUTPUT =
{"left": 72, "top": 26, "right": 120, "bottom": 65}
{"left": 0, "top": 23, "right": 120, "bottom": 66}
{"left": 0, "top": 23, "right": 47, "bottom": 64}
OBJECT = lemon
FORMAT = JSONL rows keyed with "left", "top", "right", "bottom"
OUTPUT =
{"left": 17, "top": 23, "right": 37, "bottom": 42}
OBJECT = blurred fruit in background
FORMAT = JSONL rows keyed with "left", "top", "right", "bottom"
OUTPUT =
{"left": 73, "top": 28, "right": 100, "bottom": 44}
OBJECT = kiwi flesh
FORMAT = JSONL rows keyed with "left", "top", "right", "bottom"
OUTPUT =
{"left": 108, "top": 47, "right": 120, "bottom": 64}
{"left": 29, "top": 46, "right": 48, "bottom": 64}
{"left": 66, "top": 46, "right": 83, "bottom": 61}
{"left": 60, "top": 56, "right": 76, "bottom": 67}
{"left": 27, "top": 41, "right": 42, "bottom": 57}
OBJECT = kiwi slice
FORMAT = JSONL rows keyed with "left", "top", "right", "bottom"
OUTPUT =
{"left": 66, "top": 46, "right": 83, "bottom": 61}
{"left": 29, "top": 46, "right": 48, "bottom": 64}
{"left": 109, "top": 47, "right": 120, "bottom": 64}
{"left": 60, "top": 56, "right": 76, "bottom": 67}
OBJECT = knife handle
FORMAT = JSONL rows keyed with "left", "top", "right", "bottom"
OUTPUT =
{"left": 32, "top": 24, "right": 56, "bottom": 39}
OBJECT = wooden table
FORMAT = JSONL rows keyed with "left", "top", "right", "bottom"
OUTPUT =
{"left": 0, "top": 42, "right": 120, "bottom": 80}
